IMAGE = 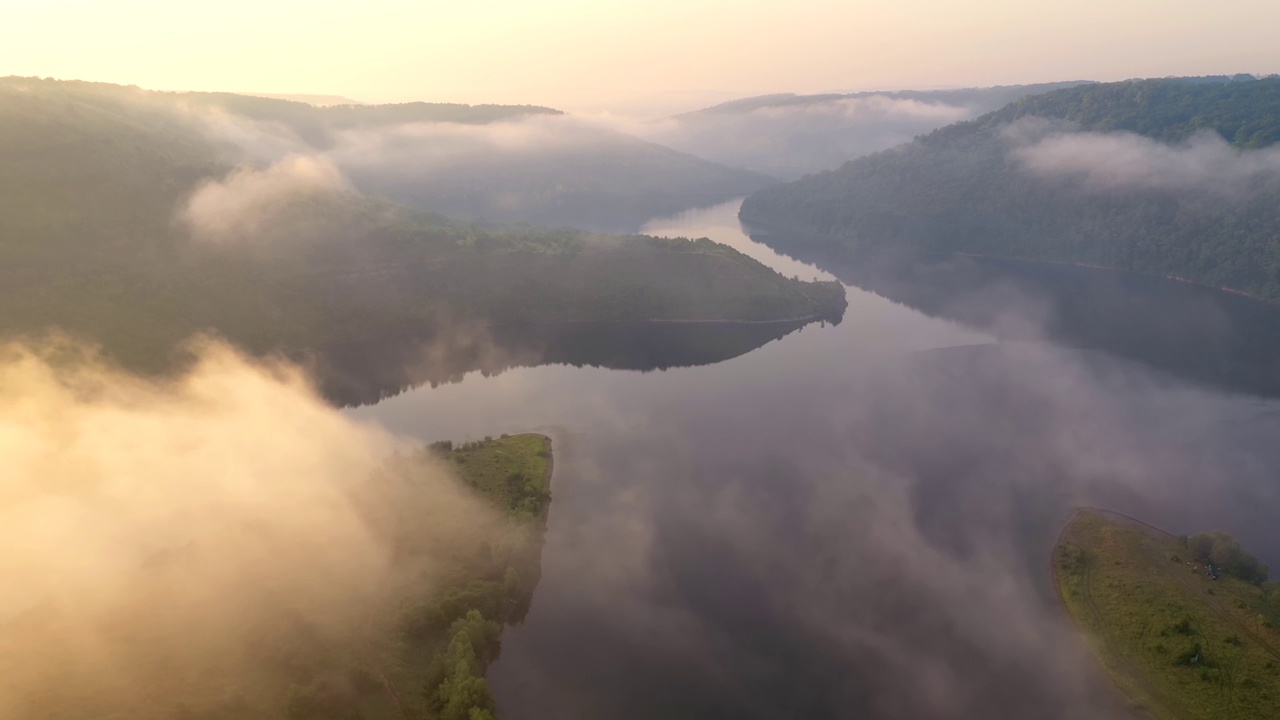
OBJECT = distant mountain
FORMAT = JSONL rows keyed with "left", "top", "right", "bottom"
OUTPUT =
{"left": 0, "top": 77, "right": 769, "bottom": 232}
{"left": 0, "top": 76, "right": 844, "bottom": 402}
{"left": 342, "top": 128, "right": 773, "bottom": 232}
{"left": 241, "top": 92, "right": 365, "bottom": 106}
{"left": 740, "top": 76, "right": 1280, "bottom": 302}
{"left": 176, "top": 86, "right": 768, "bottom": 231}
{"left": 639, "top": 82, "right": 1091, "bottom": 179}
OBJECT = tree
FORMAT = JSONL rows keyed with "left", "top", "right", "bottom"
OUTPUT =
{"left": 1187, "top": 531, "right": 1268, "bottom": 585}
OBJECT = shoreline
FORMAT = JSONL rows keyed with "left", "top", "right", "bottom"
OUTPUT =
{"left": 523, "top": 432, "right": 556, "bottom": 498}
{"left": 736, "top": 212, "right": 1278, "bottom": 307}
{"left": 1049, "top": 507, "right": 1159, "bottom": 719}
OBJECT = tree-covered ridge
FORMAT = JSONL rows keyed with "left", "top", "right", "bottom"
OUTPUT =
{"left": 0, "top": 76, "right": 771, "bottom": 231}
{"left": 683, "top": 81, "right": 1093, "bottom": 118}
{"left": 0, "top": 77, "right": 843, "bottom": 397}
{"left": 0, "top": 76, "right": 560, "bottom": 141}
{"left": 1054, "top": 509, "right": 1280, "bottom": 720}
{"left": 361, "top": 218, "right": 848, "bottom": 324}
{"left": 651, "top": 82, "right": 1093, "bottom": 180}
{"left": 0, "top": 203, "right": 846, "bottom": 385}
{"left": 739, "top": 76, "right": 1280, "bottom": 302}
{"left": 934, "top": 75, "right": 1280, "bottom": 148}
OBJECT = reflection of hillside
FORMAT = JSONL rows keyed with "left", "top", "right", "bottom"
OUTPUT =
{"left": 746, "top": 231, "right": 1280, "bottom": 398}
{"left": 315, "top": 318, "right": 816, "bottom": 406}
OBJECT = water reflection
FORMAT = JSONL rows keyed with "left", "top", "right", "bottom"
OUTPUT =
{"left": 350, "top": 200, "right": 1280, "bottom": 719}
{"left": 743, "top": 222, "right": 1280, "bottom": 398}
{"left": 316, "top": 318, "right": 816, "bottom": 406}
{"left": 642, "top": 200, "right": 838, "bottom": 284}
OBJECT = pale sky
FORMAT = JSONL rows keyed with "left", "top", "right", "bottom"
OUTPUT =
{"left": 3, "top": 0, "right": 1278, "bottom": 115}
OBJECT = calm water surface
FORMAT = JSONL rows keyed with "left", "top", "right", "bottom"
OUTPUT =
{"left": 349, "top": 199, "right": 1280, "bottom": 719}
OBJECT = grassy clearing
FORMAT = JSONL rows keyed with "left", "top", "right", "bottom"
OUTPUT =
{"left": 442, "top": 433, "right": 552, "bottom": 520}
{"left": 1054, "top": 509, "right": 1280, "bottom": 720}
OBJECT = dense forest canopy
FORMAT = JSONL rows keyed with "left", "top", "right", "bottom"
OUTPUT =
{"left": 0, "top": 76, "right": 844, "bottom": 401}
{"left": 739, "top": 76, "right": 1280, "bottom": 301}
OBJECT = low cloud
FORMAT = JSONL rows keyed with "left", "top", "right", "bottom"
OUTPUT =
{"left": 0, "top": 338, "right": 499, "bottom": 717}
{"left": 1013, "top": 123, "right": 1280, "bottom": 193}
{"left": 181, "top": 105, "right": 310, "bottom": 163}
{"left": 180, "top": 154, "right": 354, "bottom": 245}
{"left": 635, "top": 95, "right": 976, "bottom": 178}
{"left": 328, "top": 114, "right": 629, "bottom": 171}
{"left": 176, "top": 111, "right": 711, "bottom": 237}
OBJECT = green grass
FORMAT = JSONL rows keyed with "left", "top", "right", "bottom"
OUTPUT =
{"left": 444, "top": 433, "right": 552, "bottom": 520}
{"left": 1054, "top": 510, "right": 1280, "bottom": 719}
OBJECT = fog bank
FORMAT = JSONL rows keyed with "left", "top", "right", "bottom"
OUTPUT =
{"left": 0, "top": 339, "right": 499, "bottom": 717}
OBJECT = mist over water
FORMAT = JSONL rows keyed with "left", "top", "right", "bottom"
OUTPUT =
{"left": 350, "top": 201, "right": 1280, "bottom": 719}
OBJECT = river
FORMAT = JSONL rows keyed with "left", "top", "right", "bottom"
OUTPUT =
{"left": 348, "top": 199, "right": 1280, "bottom": 719}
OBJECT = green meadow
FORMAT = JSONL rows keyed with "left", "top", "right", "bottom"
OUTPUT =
{"left": 1054, "top": 509, "right": 1280, "bottom": 719}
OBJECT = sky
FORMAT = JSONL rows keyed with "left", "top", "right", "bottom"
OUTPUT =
{"left": 3, "top": 0, "right": 1279, "bottom": 115}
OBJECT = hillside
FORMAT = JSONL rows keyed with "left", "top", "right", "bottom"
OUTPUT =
{"left": 1054, "top": 509, "right": 1280, "bottom": 719}
{"left": 344, "top": 132, "right": 772, "bottom": 231}
{"left": 739, "top": 76, "right": 1280, "bottom": 301}
{"left": 642, "top": 81, "right": 1090, "bottom": 178}
{"left": 0, "top": 76, "right": 768, "bottom": 231}
{"left": 0, "top": 77, "right": 844, "bottom": 401}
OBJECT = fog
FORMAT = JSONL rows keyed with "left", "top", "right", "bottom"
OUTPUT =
{"left": 638, "top": 95, "right": 975, "bottom": 178}
{"left": 181, "top": 154, "right": 354, "bottom": 245}
{"left": 0, "top": 338, "right": 501, "bottom": 717}
{"left": 486, "top": 314, "right": 1280, "bottom": 719}
{"left": 1013, "top": 121, "right": 1280, "bottom": 193}
{"left": 178, "top": 103, "right": 765, "bottom": 231}
{"left": 10, "top": 71, "right": 1280, "bottom": 719}
{"left": 348, "top": 206, "right": 1280, "bottom": 719}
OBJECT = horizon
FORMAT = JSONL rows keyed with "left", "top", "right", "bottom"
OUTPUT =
{"left": 6, "top": 0, "right": 1278, "bottom": 116}
{"left": 4, "top": 72, "right": 1274, "bottom": 118}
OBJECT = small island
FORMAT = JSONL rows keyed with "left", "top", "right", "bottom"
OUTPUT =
{"left": 1053, "top": 509, "right": 1280, "bottom": 719}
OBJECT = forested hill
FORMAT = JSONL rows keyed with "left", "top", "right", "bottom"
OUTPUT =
{"left": 643, "top": 81, "right": 1091, "bottom": 179}
{"left": 739, "top": 76, "right": 1280, "bottom": 302}
{"left": 926, "top": 76, "right": 1280, "bottom": 147}
{"left": 0, "top": 77, "right": 844, "bottom": 402}
{"left": 0, "top": 76, "right": 770, "bottom": 231}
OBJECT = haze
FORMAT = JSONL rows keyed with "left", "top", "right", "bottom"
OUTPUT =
{"left": 4, "top": 0, "right": 1277, "bottom": 114}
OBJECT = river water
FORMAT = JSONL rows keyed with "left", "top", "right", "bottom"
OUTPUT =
{"left": 348, "top": 199, "right": 1280, "bottom": 719}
